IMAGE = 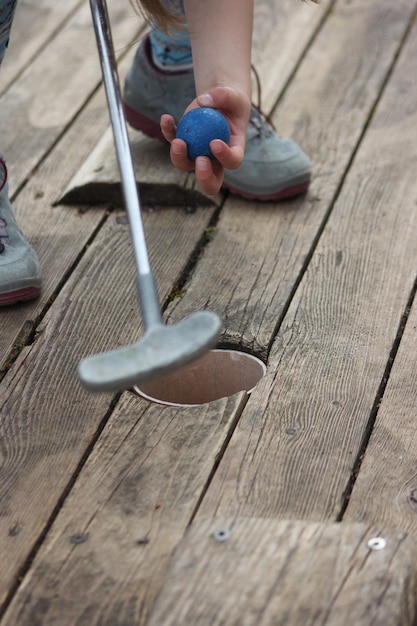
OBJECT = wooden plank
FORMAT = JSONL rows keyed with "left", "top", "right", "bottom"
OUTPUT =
{"left": 165, "top": 0, "right": 416, "bottom": 358}
{"left": 1, "top": 40, "right": 220, "bottom": 616}
{"left": 148, "top": 518, "right": 417, "bottom": 626}
{"left": 0, "top": 0, "right": 84, "bottom": 93}
{"left": 251, "top": 0, "right": 330, "bottom": 111}
{"left": 197, "top": 2, "right": 417, "bottom": 522}
{"left": 0, "top": 3, "right": 147, "bottom": 371}
{"left": 0, "top": 0, "right": 144, "bottom": 198}
{"left": 60, "top": 126, "right": 220, "bottom": 208}
{"left": 0, "top": 2, "right": 415, "bottom": 622}
{"left": 1, "top": 393, "right": 246, "bottom": 625}
{"left": 344, "top": 296, "right": 417, "bottom": 532}
{"left": 0, "top": 195, "right": 217, "bottom": 607}
{"left": 331, "top": 6, "right": 417, "bottom": 533}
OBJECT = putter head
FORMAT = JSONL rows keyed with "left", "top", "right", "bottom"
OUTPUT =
{"left": 78, "top": 310, "right": 222, "bottom": 392}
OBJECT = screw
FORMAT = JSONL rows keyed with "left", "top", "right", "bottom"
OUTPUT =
{"left": 367, "top": 537, "right": 386, "bottom": 551}
{"left": 213, "top": 528, "right": 231, "bottom": 542}
{"left": 69, "top": 533, "right": 89, "bottom": 545}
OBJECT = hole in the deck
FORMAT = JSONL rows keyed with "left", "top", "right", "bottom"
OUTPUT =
{"left": 132, "top": 349, "right": 266, "bottom": 407}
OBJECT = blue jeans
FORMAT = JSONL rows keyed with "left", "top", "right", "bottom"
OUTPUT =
{"left": 151, "top": 1, "right": 192, "bottom": 68}
{"left": 0, "top": 0, "right": 17, "bottom": 68}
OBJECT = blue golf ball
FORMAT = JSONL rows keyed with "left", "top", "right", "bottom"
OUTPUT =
{"left": 176, "top": 107, "right": 231, "bottom": 160}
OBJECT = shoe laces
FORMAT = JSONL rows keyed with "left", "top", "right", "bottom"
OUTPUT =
{"left": 249, "top": 65, "right": 277, "bottom": 140}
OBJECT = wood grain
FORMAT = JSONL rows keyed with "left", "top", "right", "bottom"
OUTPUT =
{"left": 251, "top": 0, "right": 330, "bottom": 112}
{"left": 197, "top": 4, "right": 417, "bottom": 522}
{"left": 0, "top": 0, "right": 417, "bottom": 622}
{"left": 0, "top": 0, "right": 84, "bottom": 93}
{"left": 0, "top": 201, "right": 216, "bottom": 607}
{"left": 1, "top": 392, "right": 247, "bottom": 625}
{"left": 148, "top": 518, "right": 417, "bottom": 626}
{"left": 338, "top": 6, "right": 417, "bottom": 533}
{"left": 344, "top": 296, "right": 417, "bottom": 532}
{"left": 60, "top": 126, "right": 220, "bottom": 208}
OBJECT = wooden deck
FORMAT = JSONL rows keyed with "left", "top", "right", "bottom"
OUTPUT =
{"left": 1, "top": 0, "right": 417, "bottom": 623}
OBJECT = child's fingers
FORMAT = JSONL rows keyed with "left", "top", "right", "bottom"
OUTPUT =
{"left": 195, "top": 157, "right": 224, "bottom": 196}
{"left": 168, "top": 146, "right": 224, "bottom": 195}
{"left": 160, "top": 114, "right": 177, "bottom": 143}
{"left": 210, "top": 140, "right": 245, "bottom": 170}
{"left": 161, "top": 101, "right": 243, "bottom": 194}
{"left": 169, "top": 138, "right": 194, "bottom": 171}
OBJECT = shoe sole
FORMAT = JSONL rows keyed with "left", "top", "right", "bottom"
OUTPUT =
{"left": 0, "top": 286, "right": 41, "bottom": 306}
{"left": 124, "top": 102, "right": 310, "bottom": 201}
{"left": 222, "top": 179, "right": 310, "bottom": 201}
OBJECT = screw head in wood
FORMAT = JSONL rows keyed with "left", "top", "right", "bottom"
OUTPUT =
{"left": 367, "top": 537, "right": 386, "bottom": 550}
{"left": 213, "top": 528, "right": 231, "bottom": 542}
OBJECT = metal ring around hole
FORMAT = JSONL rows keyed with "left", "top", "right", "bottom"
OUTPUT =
{"left": 213, "top": 528, "right": 231, "bottom": 542}
{"left": 367, "top": 537, "right": 386, "bottom": 551}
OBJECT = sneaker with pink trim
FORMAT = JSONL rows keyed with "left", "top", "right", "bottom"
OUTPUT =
{"left": 0, "top": 157, "right": 42, "bottom": 306}
{"left": 123, "top": 35, "right": 311, "bottom": 201}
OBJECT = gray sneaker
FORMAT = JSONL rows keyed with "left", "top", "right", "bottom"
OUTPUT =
{"left": 0, "top": 157, "right": 42, "bottom": 306}
{"left": 123, "top": 35, "right": 311, "bottom": 201}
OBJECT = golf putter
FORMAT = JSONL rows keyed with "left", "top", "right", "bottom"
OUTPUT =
{"left": 79, "top": 0, "right": 222, "bottom": 392}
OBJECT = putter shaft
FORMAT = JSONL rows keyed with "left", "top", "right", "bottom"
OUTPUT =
{"left": 80, "top": 0, "right": 222, "bottom": 393}
{"left": 90, "top": 0, "right": 162, "bottom": 328}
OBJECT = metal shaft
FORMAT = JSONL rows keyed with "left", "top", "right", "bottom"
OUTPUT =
{"left": 90, "top": 0, "right": 162, "bottom": 328}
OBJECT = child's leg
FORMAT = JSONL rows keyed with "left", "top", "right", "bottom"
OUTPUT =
{"left": 0, "top": 0, "right": 18, "bottom": 67}
{"left": 124, "top": 2, "right": 311, "bottom": 201}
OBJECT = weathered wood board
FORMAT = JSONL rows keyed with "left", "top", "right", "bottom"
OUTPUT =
{"left": 166, "top": 0, "right": 417, "bottom": 356}
{"left": 1, "top": 392, "right": 247, "bottom": 624}
{"left": 333, "top": 4, "right": 417, "bottom": 533}
{"left": 60, "top": 126, "right": 220, "bottom": 208}
{"left": 0, "top": 0, "right": 84, "bottom": 92}
{"left": 148, "top": 518, "right": 417, "bottom": 626}
{"left": 0, "top": 0, "right": 144, "bottom": 195}
{"left": 345, "top": 295, "right": 417, "bottom": 532}
{"left": 250, "top": 0, "right": 331, "bottom": 111}
{"left": 197, "top": 2, "right": 417, "bottom": 522}
{"left": 1, "top": 0, "right": 417, "bottom": 623}
{"left": 0, "top": 202, "right": 217, "bottom": 608}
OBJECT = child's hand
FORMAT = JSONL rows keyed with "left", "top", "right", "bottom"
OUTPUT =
{"left": 160, "top": 86, "right": 251, "bottom": 196}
